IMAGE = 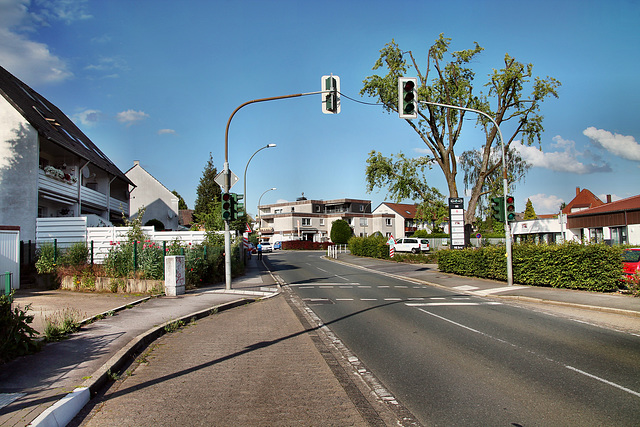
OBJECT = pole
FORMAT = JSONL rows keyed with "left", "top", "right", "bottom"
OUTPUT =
{"left": 418, "top": 100, "right": 513, "bottom": 286}
{"left": 223, "top": 91, "right": 326, "bottom": 289}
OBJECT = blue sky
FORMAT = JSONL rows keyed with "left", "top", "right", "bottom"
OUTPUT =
{"left": 2, "top": 0, "right": 639, "bottom": 217}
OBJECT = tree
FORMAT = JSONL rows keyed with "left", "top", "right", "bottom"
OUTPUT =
{"left": 171, "top": 190, "right": 188, "bottom": 210}
{"left": 330, "top": 219, "right": 353, "bottom": 244}
{"left": 361, "top": 35, "right": 560, "bottom": 224}
{"left": 193, "top": 153, "right": 222, "bottom": 230}
{"left": 523, "top": 198, "right": 537, "bottom": 220}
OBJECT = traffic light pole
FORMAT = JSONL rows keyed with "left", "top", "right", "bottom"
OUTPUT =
{"left": 222, "top": 90, "right": 331, "bottom": 290}
{"left": 417, "top": 100, "right": 514, "bottom": 286}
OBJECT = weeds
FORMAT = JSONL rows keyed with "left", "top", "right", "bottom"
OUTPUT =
{"left": 164, "top": 319, "right": 185, "bottom": 333}
{"left": 44, "top": 308, "right": 84, "bottom": 341}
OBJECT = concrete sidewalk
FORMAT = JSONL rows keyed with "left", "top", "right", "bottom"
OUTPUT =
{"left": 331, "top": 253, "right": 640, "bottom": 318}
{"left": 0, "top": 260, "right": 278, "bottom": 427}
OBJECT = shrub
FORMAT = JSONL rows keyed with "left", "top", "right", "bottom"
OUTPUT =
{"left": 35, "top": 242, "right": 57, "bottom": 274}
{"left": 44, "top": 308, "right": 84, "bottom": 341}
{"left": 282, "top": 241, "right": 333, "bottom": 250}
{"left": 438, "top": 242, "right": 623, "bottom": 292}
{"left": 60, "top": 242, "right": 89, "bottom": 267}
{"left": 0, "top": 293, "right": 40, "bottom": 363}
{"left": 330, "top": 220, "right": 353, "bottom": 244}
{"left": 349, "top": 235, "right": 390, "bottom": 259}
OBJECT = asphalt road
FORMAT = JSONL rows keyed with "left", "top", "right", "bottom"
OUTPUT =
{"left": 269, "top": 251, "right": 640, "bottom": 426}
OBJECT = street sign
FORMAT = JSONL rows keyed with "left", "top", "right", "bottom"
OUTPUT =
{"left": 214, "top": 170, "right": 239, "bottom": 190}
{"left": 448, "top": 198, "right": 465, "bottom": 250}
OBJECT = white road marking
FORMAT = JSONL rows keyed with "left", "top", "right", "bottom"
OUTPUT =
{"left": 361, "top": 298, "right": 378, "bottom": 301}
{"left": 378, "top": 286, "right": 390, "bottom": 288}
{"left": 384, "top": 298, "right": 402, "bottom": 301}
{"left": 406, "top": 302, "right": 502, "bottom": 307}
{"left": 394, "top": 285, "right": 408, "bottom": 288}
{"left": 475, "top": 286, "right": 528, "bottom": 296}
{"left": 414, "top": 307, "right": 640, "bottom": 399}
{"left": 453, "top": 285, "right": 479, "bottom": 291}
{"left": 336, "top": 298, "right": 354, "bottom": 301}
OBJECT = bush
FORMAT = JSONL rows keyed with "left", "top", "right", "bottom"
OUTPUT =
{"left": 0, "top": 293, "right": 40, "bottom": 363}
{"left": 349, "top": 235, "right": 390, "bottom": 259}
{"left": 35, "top": 242, "right": 57, "bottom": 274}
{"left": 330, "top": 220, "right": 353, "bottom": 244}
{"left": 282, "top": 241, "right": 333, "bottom": 250}
{"left": 60, "top": 242, "right": 89, "bottom": 267}
{"left": 438, "top": 242, "right": 624, "bottom": 292}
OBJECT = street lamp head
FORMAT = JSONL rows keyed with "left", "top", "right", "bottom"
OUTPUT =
{"left": 271, "top": 187, "right": 277, "bottom": 191}
{"left": 267, "top": 143, "right": 277, "bottom": 148}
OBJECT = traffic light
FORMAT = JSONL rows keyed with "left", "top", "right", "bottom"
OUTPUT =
{"left": 491, "top": 197, "right": 504, "bottom": 222}
{"left": 505, "top": 195, "right": 516, "bottom": 221}
{"left": 231, "top": 193, "right": 245, "bottom": 220}
{"left": 222, "top": 193, "right": 232, "bottom": 221}
{"left": 398, "top": 77, "right": 418, "bottom": 119}
{"left": 321, "top": 75, "right": 340, "bottom": 114}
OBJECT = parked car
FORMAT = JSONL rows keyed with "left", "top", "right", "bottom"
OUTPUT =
{"left": 260, "top": 241, "right": 273, "bottom": 253}
{"left": 273, "top": 241, "right": 282, "bottom": 250}
{"left": 393, "top": 238, "right": 422, "bottom": 254}
{"left": 419, "top": 239, "right": 430, "bottom": 252}
{"left": 622, "top": 248, "right": 640, "bottom": 280}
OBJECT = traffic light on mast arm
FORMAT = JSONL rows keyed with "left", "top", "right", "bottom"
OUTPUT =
{"left": 491, "top": 197, "right": 504, "bottom": 222}
{"left": 505, "top": 195, "right": 516, "bottom": 221}
{"left": 398, "top": 77, "right": 418, "bottom": 119}
{"left": 321, "top": 75, "right": 340, "bottom": 114}
{"left": 222, "top": 193, "right": 232, "bottom": 221}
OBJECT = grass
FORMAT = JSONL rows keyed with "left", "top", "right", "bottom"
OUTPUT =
{"left": 44, "top": 308, "right": 85, "bottom": 341}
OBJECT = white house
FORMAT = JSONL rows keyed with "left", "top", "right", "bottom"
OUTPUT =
{"left": 372, "top": 202, "right": 431, "bottom": 239}
{"left": 126, "top": 161, "right": 179, "bottom": 230}
{"left": 0, "top": 65, "right": 132, "bottom": 242}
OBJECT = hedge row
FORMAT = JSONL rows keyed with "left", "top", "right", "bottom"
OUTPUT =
{"left": 438, "top": 243, "right": 623, "bottom": 292}
{"left": 348, "top": 235, "right": 391, "bottom": 260}
{"left": 281, "top": 241, "right": 333, "bottom": 250}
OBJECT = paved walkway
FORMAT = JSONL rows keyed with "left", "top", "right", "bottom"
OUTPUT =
{"left": 1, "top": 252, "right": 638, "bottom": 426}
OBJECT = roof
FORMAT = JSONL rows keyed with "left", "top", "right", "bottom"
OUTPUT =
{"left": 568, "top": 194, "right": 640, "bottom": 217}
{"left": 0, "top": 65, "right": 133, "bottom": 186}
{"left": 562, "top": 189, "right": 603, "bottom": 214}
{"left": 380, "top": 203, "right": 418, "bottom": 219}
{"left": 126, "top": 161, "right": 173, "bottom": 196}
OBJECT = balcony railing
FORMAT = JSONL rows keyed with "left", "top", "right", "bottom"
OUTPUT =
{"left": 38, "top": 169, "right": 77, "bottom": 201}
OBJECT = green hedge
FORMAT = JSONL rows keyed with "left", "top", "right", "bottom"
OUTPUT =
{"left": 438, "top": 243, "right": 623, "bottom": 292}
{"left": 348, "top": 235, "right": 391, "bottom": 260}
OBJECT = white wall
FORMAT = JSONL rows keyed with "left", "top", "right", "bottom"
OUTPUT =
{"left": 0, "top": 95, "right": 39, "bottom": 241}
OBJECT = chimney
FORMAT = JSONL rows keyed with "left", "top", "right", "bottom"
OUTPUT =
{"left": 134, "top": 160, "right": 140, "bottom": 166}
{"left": 607, "top": 194, "right": 612, "bottom": 203}
{"left": 576, "top": 187, "right": 580, "bottom": 196}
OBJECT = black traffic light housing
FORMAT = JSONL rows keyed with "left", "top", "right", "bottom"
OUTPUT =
{"left": 398, "top": 77, "right": 418, "bottom": 119}
{"left": 505, "top": 196, "right": 516, "bottom": 221}
{"left": 491, "top": 196, "right": 504, "bottom": 222}
{"left": 222, "top": 193, "right": 232, "bottom": 221}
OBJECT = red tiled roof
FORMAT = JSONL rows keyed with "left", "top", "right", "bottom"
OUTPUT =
{"left": 382, "top": 203, "right": 418, "bottom": 219}
{"left": 568, "top": 194, "right": 640, "bottom": 216}
{"left": 562, "top": 189, "right": 604, "bottom": 214}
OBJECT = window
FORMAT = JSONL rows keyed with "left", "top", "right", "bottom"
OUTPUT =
{"left": 359, "top": 205, "right": 364, "bottom": 212}
{"left": 315, "top": 205, "right": 321, "bottom": 212}
{"left": 274, "top": 209, "right": 282, "bottom": 214}
{"left": 360, "top": 218, "right": 368, "bottom": 226}
{"left": 319, "top": 219, "right": 325, "bottom": 226}
{"left": 386, "top": 218, "right": 392, "bottom": 226}
{"left": 302, "top": 218, "right": 311, "bottom": 226}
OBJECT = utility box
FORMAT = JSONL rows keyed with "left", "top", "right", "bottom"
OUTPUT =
{"left": 164, "top": 255, "right": 185, "bottom": 296}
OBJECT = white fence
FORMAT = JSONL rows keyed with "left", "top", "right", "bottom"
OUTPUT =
{"left": 0, "top": 227, "right": 20, "bottom": 292}
{"left": 35, "top": 217, "right": 210, "bottom": 264}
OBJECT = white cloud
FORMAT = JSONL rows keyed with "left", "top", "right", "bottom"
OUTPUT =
{"left": 158, "top": 129, "right": 176, "bottom": 135}
{"left": 116, "top": 110, "right": 149, "bottom": 125}
{"left": 73, "top": 109, "right": 102, "bottom": 126}
{"left": 528, "top": 193, "right": 565, "bottom": 214}
{"left": 513, "top": 136, "right": 611, "bottom": 174}
{"left": 0, "top": 0, "right": 79, "bottom": 85}
{"left": 583, "top": 127, "right": 640, "bottom": 162}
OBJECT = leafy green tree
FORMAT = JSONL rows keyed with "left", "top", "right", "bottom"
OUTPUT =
{"left": 361, "top": 35, "right": 560, "bottom": 224}
{"left": 523, "top": 198, "right": 537, "bottom": 220}
{"left": 172, "top": 190, "right": 188, "bottom": 210}
{"left": 330, "top": 219, "right": 353, "bottom": 244}
{"left": 193, "top": 153, "right": 222, "bottom": 229}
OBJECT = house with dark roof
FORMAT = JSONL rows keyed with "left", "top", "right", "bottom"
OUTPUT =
{"left": 126, "top": 161, "right": 179, "bottom": 231}
{"left": 0, "top": 65, "right": 132, "bottom": 241}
